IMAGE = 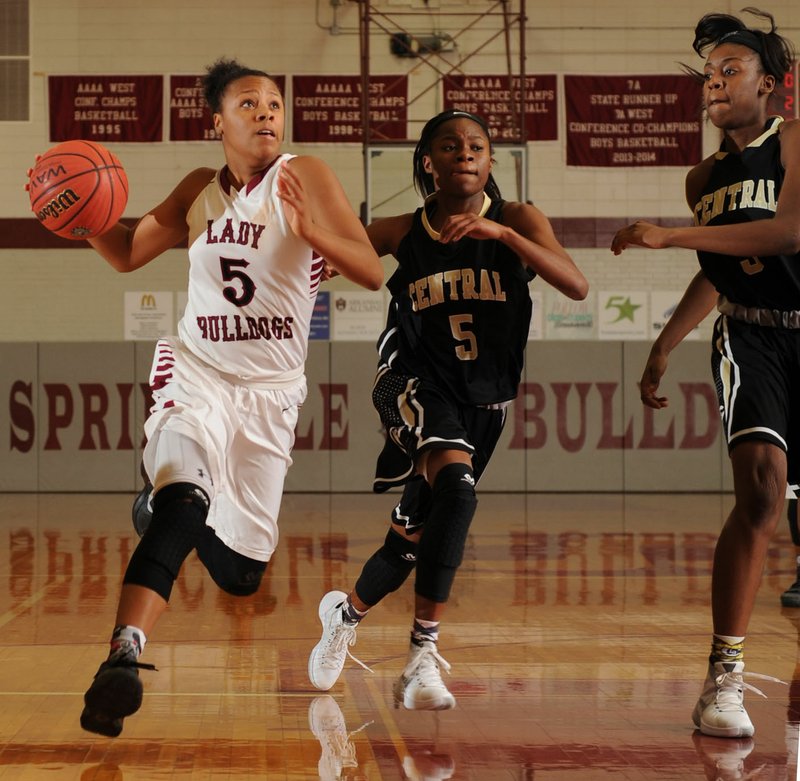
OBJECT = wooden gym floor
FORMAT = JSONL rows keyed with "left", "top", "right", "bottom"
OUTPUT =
{"left": 0, "top": 491, "right": 797, "bottom": 780}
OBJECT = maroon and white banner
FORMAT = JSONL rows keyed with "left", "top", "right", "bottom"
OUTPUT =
{"left": 169, "top": 74, "right": 287, "bottom": 142}
{"left": 565, "top": 75, "right": 702, "bottom": 167}
{"left": 48, "top": 75, "right": 163, "bottom": 143}
{"left": 292, "top": 75, "right": 407, "bottom": 142}
{"left": 169, "top": 75, "right": 213, "bottom": 142}
{"left": 442, "top": 74, "right": 558, "bottom": 141}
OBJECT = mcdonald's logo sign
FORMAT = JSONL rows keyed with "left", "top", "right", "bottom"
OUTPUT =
{"left": 140, "top": 294, "right": 157, "bottom": 309}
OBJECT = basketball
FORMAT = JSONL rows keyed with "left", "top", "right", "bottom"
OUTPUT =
{"left": 27, "top": 140, "right": 128, "bottom": 240}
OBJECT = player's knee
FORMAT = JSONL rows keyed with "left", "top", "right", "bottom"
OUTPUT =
{"left": 196, "top": 534, "right": 267, "bottom": 596}
{"left": 211, "top": 562, "right": 266, "bottom": 596}
{"left": 123, "top": 482, "right": 210, "bottom": 601}
{"left": 419, "top": 463, "right": 477, "bottom": 569}
{"left": 354, "top": 528, "right": 417, "bottom": 606}
{"left": 415, "top": 463, "right": 477, "bottom": 602}
{"left": 152, "top": 481, "right": 210, "bottom": 518}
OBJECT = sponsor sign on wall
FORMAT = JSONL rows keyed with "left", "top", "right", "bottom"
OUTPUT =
{"left": 544, "top": 294, "right": 595, "bottom": 339}
{"left": 124, "top": 292, "right": 174, "bottom": 341}
{"left": 597, "top": 291, "right": 648, "bottom": 340}
{"left": 331, "top": 291, "right": 385, "bottom": 341}
{"left": 649, "top": 291, "right": 703, "bottom": 341}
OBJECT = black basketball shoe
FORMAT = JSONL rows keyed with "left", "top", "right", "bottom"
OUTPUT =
{"left": 80, "top": 645, "right": 156, "bottom": 737}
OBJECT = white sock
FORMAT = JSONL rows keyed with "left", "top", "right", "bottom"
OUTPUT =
{"left": 111, "top": 624, "right": 147, "bottom": 656}
{"left": 412, "top": 617, "right": 440, "bottom": 644}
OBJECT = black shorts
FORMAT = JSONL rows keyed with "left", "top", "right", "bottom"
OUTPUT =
{"left": 712, "top": 314, "right": 800, "bottom": 488}
{"left": 371, "top": 367, "right": 507, "bottom": 495}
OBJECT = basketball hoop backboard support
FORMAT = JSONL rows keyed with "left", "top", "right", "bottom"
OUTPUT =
{"left": 356, "top": 1, "right": 529, "bottom": 224}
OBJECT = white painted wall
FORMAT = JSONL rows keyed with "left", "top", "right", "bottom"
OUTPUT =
{"left": 1, "top": 0, "right": 798, "bottom": 340}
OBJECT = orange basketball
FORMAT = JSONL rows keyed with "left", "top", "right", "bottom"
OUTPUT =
{"left": 28, "top": 140, "right": 128, "bottom": 240}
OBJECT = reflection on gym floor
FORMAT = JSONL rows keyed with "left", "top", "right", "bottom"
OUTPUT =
{"left": 0, "top": 491, "right": 797, "bottom": 780}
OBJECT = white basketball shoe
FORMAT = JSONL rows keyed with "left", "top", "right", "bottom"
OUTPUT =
{"left": 309, "top": 591, "right": 368, "bottom": 690}
{"left": 393, "top": 640, "right": 456, "bottom": 711}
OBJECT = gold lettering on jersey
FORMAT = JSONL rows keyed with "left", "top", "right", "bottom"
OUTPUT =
{"left": 694, "top": 179, "right": 777, "bottom": 225}
{"left": 427, "top": 273, "right": 445, "bottom": 306}
{"left": 408, "top": 267, "right": 507, "bottom": 311}
{"left": 205, "top": 218, "right": 266, "bottom": 249}
{"left": 443, "top": 270, "right": 461, "bottom": 300}
{"left": 462, "top": 269, "right": 478, "bottom": 300}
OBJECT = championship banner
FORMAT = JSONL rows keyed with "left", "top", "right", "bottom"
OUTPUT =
{"left": 565, "top": 75, "right": 702, "bottom": 167}
{"left": 169, "top": 74, "right": 286, "bottom": 141}
{"left": 292, "top": 75, "right": 407, "bottom": 142}
{"left": 442, "top": 74, "right": 557, "bottom": 141}
{"left": 48, "top": 75, "right": 163, "bottom": 143}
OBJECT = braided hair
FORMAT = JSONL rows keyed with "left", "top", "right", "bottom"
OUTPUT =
{"left": 412, "top": 110, "right": 502, "bottom": 200}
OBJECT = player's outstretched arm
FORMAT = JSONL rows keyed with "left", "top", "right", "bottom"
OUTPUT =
{"left": 88, "top": 168, "right": 214, "bottom": 273}
{"left": 639, "top": 270, "right": 717, "bottom": 409}
{"left": 613, "top": 120, "right": 800, "bottom": 258}
{"left": 279, "top": 157, "right": 383, "bottom": 290}
{"left": 496, "top": 201, "right": 588, "bottom": 300}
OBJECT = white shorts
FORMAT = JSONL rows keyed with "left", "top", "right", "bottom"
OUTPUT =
{"left": 143, "top": 337, "right": 306, "bottom": 562}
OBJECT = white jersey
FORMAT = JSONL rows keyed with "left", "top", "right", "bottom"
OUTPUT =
{"left": 179, "top": 153, "right": 323, "bottom": 383}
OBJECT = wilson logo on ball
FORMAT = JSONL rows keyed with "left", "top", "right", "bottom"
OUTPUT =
{"left": 28, "top": 140, "right": 128, "bottom": 240}
{"left": 28, "top": 164, "right": 68, "bottom": 194}
{"left": 35, "top": 187, "right": 82, "bottom": 221}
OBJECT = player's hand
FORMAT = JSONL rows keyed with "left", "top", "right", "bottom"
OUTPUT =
{"left": 639, "top": 349, "right": 669, "bottom": 409}
{"left": 321, "top": 259, "right": 339, "bottom": 281}
{"left": 438, "top": 213, "right": 502, "bottom": 243}
{"left": 24, "top": 155, "right": 42, "bottom": 193}
{"left": 611, "top": 220, "right": 669, "bottom": 255}
{"left": 276, "top": 161, "right": 313, "bottom": 239}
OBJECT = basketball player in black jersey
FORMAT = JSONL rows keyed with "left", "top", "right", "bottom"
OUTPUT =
{"left": 308, "top": 110, "right": 588, "bottom": 710}
{"left": 613, "top": 8, "right": 799, "bottom": 739}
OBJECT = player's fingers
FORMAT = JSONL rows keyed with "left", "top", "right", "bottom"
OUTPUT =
{"left": 278, "top": 161, "right": 301, "bottom": 188}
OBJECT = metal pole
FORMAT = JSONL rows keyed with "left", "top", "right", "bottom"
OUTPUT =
{"left": 359, "top": 1, "right": 372, "bottom": 224}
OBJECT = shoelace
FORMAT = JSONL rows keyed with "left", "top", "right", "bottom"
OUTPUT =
{"left": 106, "top": 647, "right": 158, "bottom": 672}
{"left": 714, "top": 668, "right": 786, "bottom": 709}
{"left": 317, "top": 714, "right": 373, "bottom": 769}
{"left": 319, "top": 728, "right": 359, "bottom": 769}
{"left": 403, "top": 643, "right": 451, "bottom": 683}
{"left": 323, "top": 622, "right": 372, "bottom": 674}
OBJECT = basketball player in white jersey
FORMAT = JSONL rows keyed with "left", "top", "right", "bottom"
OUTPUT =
{"left": 77, "top": 58, "right": 382, "bottom": 737}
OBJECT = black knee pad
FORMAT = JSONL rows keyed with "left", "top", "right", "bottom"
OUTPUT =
{"left": 415, "top": 462, "right": 477, "bottom": 603}
{"left": 354, "top": 528, "right": 417, "bottom": 606}
{"left": 123, "top": 482, "right": 210, "bottom": 601}
{"left": 196, "top": 531, "right": 267, "bottom": 596}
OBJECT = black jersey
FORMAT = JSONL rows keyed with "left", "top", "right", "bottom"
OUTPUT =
{"left": 377, "top": 197, "right": 535, "bottom": 406}
{"left": 694, "top": 116, "right": 800, "bottom": 312}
